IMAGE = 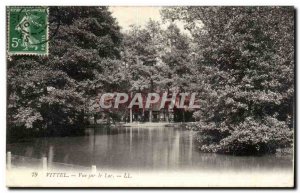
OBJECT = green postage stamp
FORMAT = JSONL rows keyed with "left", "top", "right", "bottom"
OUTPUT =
{"left": 7, "top": 7, "right": 48, "bottom": 55}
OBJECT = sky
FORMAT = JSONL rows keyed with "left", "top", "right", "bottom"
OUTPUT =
{"left": 109, "top": 6, "right": 189, "bottom": 34}
{"left": 109, "top": 6, "right": 163, "bottom": 31}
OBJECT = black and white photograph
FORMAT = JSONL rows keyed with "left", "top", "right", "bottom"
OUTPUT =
{"left": 5, "top": 4, "right": 295, "bottom": 188}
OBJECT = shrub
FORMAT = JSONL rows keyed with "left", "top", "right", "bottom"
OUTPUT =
{"left": 193, "top": 116, "right": 293, "bottom": 155}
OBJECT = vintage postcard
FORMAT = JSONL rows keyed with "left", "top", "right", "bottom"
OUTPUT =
{"left": 6, "top": 6, "right": 295, "bottom": 187}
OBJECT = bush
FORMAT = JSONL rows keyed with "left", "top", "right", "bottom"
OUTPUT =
{"left": 193, "top": 117, "right": 293, "bottom": 155}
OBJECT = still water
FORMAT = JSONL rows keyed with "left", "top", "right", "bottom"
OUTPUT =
{"left": 7, "top": 126, "right": 293, "bottom": 172}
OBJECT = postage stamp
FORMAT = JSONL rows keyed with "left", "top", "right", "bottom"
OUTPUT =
{"left": 7, "top": 6, "right": 48, "bottom": 55}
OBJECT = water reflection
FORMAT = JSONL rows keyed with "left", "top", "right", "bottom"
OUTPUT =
{"left": 7, "top": 126, "right": 293, "bottom": 172}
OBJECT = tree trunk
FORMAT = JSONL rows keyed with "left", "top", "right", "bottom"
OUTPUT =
{"left": 165, "top": 109, "right": 169, "bottom": 122}
{"left": 130, "top": 108, "right": 132, "bottom": 123}
{"left": 149, "top": 107, "right": 152, "bottom": 122}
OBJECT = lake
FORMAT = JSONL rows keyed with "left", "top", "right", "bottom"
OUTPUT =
{"left": 7, "top": 125, "right": 293, "bottom": 172}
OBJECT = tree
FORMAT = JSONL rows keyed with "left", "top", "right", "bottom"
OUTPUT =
{"left": 122, "top": 20, "right": 196, "bottom": 122}
{"left": 7, "top": 6, "right": 124, "bottom": 141}
{"left": 162, "top": 6, "right": 294, "bottom": 154}
{"left": 122, "top": 20, "right": 166, "bottom": 122}
{"left": 160, "top": 24, "right": 194, "bottom": 121}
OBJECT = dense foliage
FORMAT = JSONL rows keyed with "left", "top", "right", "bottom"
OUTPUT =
{"left": 122, "top": 20, "right": 195, "bottom": 121}
{"left": 7, "top": 7, "right": 125, "bottom": 141}
{"left": 162, "top": 6, "right": 294, "bottom": 155}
